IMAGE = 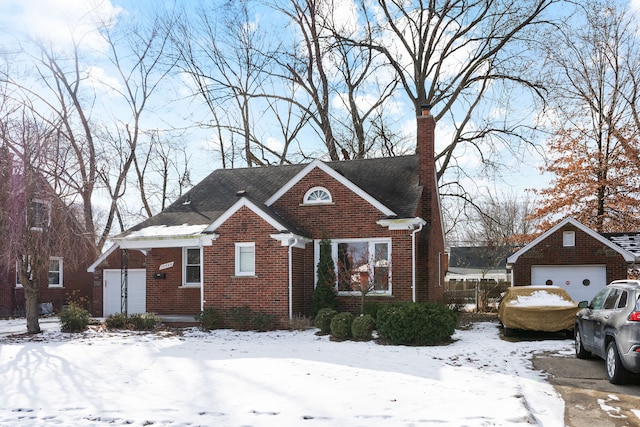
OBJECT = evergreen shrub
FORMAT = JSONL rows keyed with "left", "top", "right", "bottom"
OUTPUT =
{"left": 59, "top": 303, "right": 91, "bottom": 332}
{"left": 330, "top": 312, "right": 354, "bottom": 341}
{"left": 377, "top": 302, "right": 456, "bottom": 346}
{"left": 314, "top": 308, "right": 337, "bottom": 335}
{"left": 252, "top": 312, "right": 276, "bottom": 332}
{"left": 195, "top": 306, "right": 221, "bottom": 331}
{"left": 228, "top": 306, "right": 253, "bottom": 331}
{"left": 351, "top": 314, "right": 375, "bottom": 341}
{"left": 105, "top": 312, "right": 128, "bottom": 329}
{"left": 128, "top": 313, "right": 158, "bottom": 331}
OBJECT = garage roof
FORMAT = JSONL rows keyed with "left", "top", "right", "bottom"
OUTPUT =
{"left": 506, "top": 217, "right": 638, "bottom": 265}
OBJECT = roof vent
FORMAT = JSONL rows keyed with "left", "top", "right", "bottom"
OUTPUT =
{"left": 236, "top": 190, "right": 247, "bottom": 197}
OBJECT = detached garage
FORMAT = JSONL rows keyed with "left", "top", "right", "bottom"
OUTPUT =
{"left": 507, "top": 217, "right": 638, "bottom": 303}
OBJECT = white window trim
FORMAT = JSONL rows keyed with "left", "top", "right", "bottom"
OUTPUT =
{"left": 314, "top": 237, "right": 392, "bottom": 295}
{"left": 563, "top": 231, "right": 575, "bottom": 247}
{"left": 235, "top": 242, "right": 256, "bottom": 276}
{"left": 48, "top": 257, "right": 63, "bottom": 288}
{"left": 182, "top": 247, "right": 203, "bottom": 287}
{"left": 303, "top": 186, "right": 333, "bottom": 205}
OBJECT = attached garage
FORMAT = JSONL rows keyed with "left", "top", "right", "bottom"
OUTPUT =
{"left": 507, "top": 218, "right": 637, "bottom": 303}
{"left": 530, "top": 265, "right": 606, "bottom": 303}
{"left": 103, "top": 269, "right": 147, "bottom": 317}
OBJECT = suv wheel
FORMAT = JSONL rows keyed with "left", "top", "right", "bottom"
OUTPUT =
{"left": 574, "top": 327, "right": 590, "bottom": 359}
{"left": 606, "top": 340, "right": 631, "bottom": 384}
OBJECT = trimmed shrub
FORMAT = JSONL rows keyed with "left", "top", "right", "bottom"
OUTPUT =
{"left": 105, "top": 312, "right": 128, "bottom": 329}
{"left": 363, "top": 301, "right": 384, "bottom": 320}
{"left": 59, "top": 303, "right": 91, "bottom": 333}
{"left": 314, "top": 308, "right": 337, "bottom": 335}
{"left": 377, "top": 302, "right": 456, "bottom": 346}
{"left": 195, "top": 306, "right": 221, "bottom": 331}
{"left": 351, "top": 314, "right": 375, "bottom": 341}
{"left": 252, "top": 312, "right": 276, "bottom": 332}
{"left": 311, "top": 236, "right": 338, "bottom": 317}
{"left": 330, "top": 312, "right": 354, "bottom": 341}
{"left": 128, "top": 313, "right": 158, "bottom": 331}
{"left": 228, "top": 306, "right": 253, "bottom": 331}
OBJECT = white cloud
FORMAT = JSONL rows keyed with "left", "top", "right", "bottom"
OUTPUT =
{"left": 0, "top": 0, "right": 122, "bottom": 51}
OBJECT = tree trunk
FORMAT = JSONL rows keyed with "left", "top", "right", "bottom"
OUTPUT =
{"left": 24, "top": 282, "right": 41, "bottom": 334}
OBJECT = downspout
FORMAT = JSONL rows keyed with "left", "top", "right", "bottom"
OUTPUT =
{"left": 200, "top": 246, "right": 204, "bottom": 312}
{"left": 288, "top": 239, "right": 299, "bottom": 320}
{"left": 411, "top": 222, "right": 424, "bottom": 303}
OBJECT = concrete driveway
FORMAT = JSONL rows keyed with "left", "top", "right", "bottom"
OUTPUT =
{"left": 533, "top": 350, "right": 640, "bottom": 426}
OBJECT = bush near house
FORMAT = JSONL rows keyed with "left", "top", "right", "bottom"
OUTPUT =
{"left": 314, "top": 307, "right": 337, "bottom": 335}
{"left": 195, "top": 306, "right": 221, "bottom": 331}
{"left": 128, "top": 313, "right": 159, "bottom": 330}
{"left": 251, "top": 311, "right": 276, "bottom": 332}
{"left": 105, "top": 312, "right": 128, "bottom": 329}
{"left": 330, "top": 312, "right": 354, "bottom": 341}
{"left": 59, "top": 303, "right": 91, "bottom": 332}
{"left": 351, "top": 314, "right": 375, "bottom": 341}
{"left": 377, "top": 302, "right": 456, "bottom": 346}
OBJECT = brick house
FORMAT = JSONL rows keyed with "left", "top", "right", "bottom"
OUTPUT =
{"left": 89, "top": 106, "right": 446, "bottom": 321}
{"left": 0, "top": 173, "right": 96, "bottom": 318}
{"left": 506, "top": 217, "right": 639, "bottom": 303}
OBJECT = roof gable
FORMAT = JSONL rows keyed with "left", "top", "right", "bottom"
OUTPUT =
{"left": 265, "top": 159, "right": 396, "bottom": 217}
{"left": 507, "top": 217, "right": 637, "bottom": 264}
{"left": 205, "top": 197, "right": 288, "bottom": 233}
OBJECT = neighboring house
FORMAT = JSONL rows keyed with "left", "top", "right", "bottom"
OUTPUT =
{"left": 89, "top": 106, "right": 446, "bottom": 323}
{"left": 0, "top": 186, "right": 96, "bottom": 318}
{"left": 446, "top": 246, "right": 513, "bottom": 286}
{"left": 506, "top": 217, "right": 638, "bottom": 303}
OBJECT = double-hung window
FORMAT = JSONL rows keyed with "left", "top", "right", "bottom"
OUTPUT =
{"left": 184, "top": 247, "right": 202, "bottom": 286}
{"left": 48, "top": 257, "right": 63, "bottom": 288}
{"left": 235, "top": 242, "right": 255, "bottom": 276}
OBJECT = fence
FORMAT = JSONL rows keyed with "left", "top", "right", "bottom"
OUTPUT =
{"left": 444, "top": 279, "right": 510, "bottom": 312}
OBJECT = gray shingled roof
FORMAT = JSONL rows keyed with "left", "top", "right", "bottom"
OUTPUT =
{"left": 121, "top": 155, "right": 421, "bottom": 237}
{"left": 603, "top": 232, "right": 640, "bottom": 257}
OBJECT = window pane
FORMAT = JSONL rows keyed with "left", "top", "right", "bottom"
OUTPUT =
{"left": 337, "top": 242, "right": 368, "bottom": 292}
{"left": 186, "top": 265, "right": 200, "bottom": 283}
{"left": 372, "top": 243, "right": 389, "bottom": 291}
{"left": 239, "top": 246, "right": 255, "bottom": 273}
{"left": 603, "top": 288, "right": 621, "bottom": 310}
{"left": 618, "top": 291, "right": 628, "bottom": 309}
{"left": 187, "top": 248, "right": 200, "bottom": 265}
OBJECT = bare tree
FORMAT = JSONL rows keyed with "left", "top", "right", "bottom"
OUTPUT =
{"left": 173, "top": 0, "right": 277, "bottom": 167}
{"left": 454, "top": 192, "right": 540, "bottom": 247}
{"left": 341, "top": 0, "right": 561, "bottom": 184}
{"left": 531, "top": 0, "right": 640, "bottom": 232}
{"left": 0, "top": 110, "right": 95, "bottom": 333}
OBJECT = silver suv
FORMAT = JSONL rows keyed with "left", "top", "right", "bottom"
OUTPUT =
{"left": 574, "top": 280, "right": 640, "bottom": 384}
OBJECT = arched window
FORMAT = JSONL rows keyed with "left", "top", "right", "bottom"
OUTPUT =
{"left": 303, "top": 187, "right": 332, "bottom": 204}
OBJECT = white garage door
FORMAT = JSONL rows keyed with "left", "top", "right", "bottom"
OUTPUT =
{"left": 530, "top": 265, "right": 606, "bottom": 303}
{"left": 103, "top": 269, "right": 146, "bottom": 316}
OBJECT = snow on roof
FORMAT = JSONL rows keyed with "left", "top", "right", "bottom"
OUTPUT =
{"left": 125, "top": 224, "right": 209, "bottom": 239}
{"left": 510, "top": 290, "right": 575, "bottom": 307}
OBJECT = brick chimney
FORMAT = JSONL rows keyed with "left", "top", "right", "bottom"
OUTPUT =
{"left": 417, "top": 104, "right": 436, "bottom": 189}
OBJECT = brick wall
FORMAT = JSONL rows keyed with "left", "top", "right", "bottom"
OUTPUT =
{"left": 272, "top": 168, "right": 417, "bottom": 313}
{"left": 512, "top": 224, "right": 628, "bottom": 285}
{"left": 202, "top": 206, "right": 292, "bottom": 324}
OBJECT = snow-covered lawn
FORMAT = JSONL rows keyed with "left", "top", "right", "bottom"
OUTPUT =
{"left": 0, "top": 319, "right": 573, "bottom": 426}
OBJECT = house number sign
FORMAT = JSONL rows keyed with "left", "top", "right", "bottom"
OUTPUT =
{"left": 159, "top": 261, "right": 174, "bottom": 270}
